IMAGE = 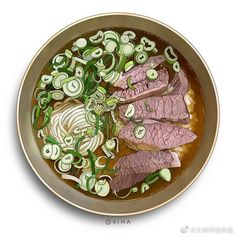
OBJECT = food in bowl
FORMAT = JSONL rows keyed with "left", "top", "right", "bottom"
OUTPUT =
{"left": 31, "top": 28, "right": 205, "bottom": 199}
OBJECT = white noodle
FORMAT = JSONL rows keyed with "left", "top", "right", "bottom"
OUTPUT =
{"left": 44, "top": 102, "right": 104, "bottom": 156}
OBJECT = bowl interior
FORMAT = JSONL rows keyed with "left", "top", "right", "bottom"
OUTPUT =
{"left": 17, "top": 13, "right": 219, "bottom": 216}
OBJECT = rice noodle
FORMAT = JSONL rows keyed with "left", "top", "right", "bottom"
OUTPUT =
{"left": 44, "top": 101, "right": 104, "bottom": 156}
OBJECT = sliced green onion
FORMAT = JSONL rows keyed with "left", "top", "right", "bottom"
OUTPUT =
{"left": 164, "top": 46, "right": 178, "bottom": 64}
{"left": 152, "top": 47, "right": 158, "bottom": 53}
{"left": 50, "top": 90, "right": 64, "bottom": 100}
{"left": 135, "top": 43, "right": 144, "bottom": 53}
{"left": 86, "top": 127, "right": 96, "bottom": 137}
{"left": 116, "top": 54, "right": 127, "bottom": 73}
{"left": 90, "top": 90, "right": 106, "bottom": 102}
{"left": 51, "top": 144, "right": 61, "bottom": 160}
{"left": 52, "top": 53, "right": 69, "bottom": 70}
{"left": 60, "top": 76, "right": 77, "bottom": 86}
{"left": 61, "top": 154, "right": 74, "bottom": 164}
{"left": 85, "top": 97, "right": 97, "bottom": 111}
{"left": 159, "top": 168, "right": 171, "bottom": 182}
{"left": 146, "top": 68, "right": 159, "bottom": 80}
{"left": 123, "top": 31, "right": 136, "bottom": 40}
{"left": 32, "top": 105, "right": 52, "bottom": 130}
{"left": 52, "top": 72, "right": 68, "bottom": 89}
{"left": 41, "top": 143, "right": 53, "bottom": 159}
{"left": 93, "top": 104, "right": 105, "bottom": 115}
{"left": 62, "top": 78, "right": 84, "bottom": 98}
{"left": 120, "top": 42, "right": 135, "bottom": 57}
{"left": 173, "top": 61, "right": 181, "bottom": 72}
{"left": 135, "top": 51, "right": 148, "bottom": 64}
{"left": 58, "top": 160, "right": 71, "bottom": 172}
{"left": 105, "top": 40, "right": 117, "bottom": 53}
{"left": 91, "top": 48, "right": 103, "bottom": 59}
{"left": 97, "top": 86, "right": 106, "bottom": 94}
{"left": 75, "top": 38, "right": 87, "bottom": 49}
{"left": 51, "top": 70, "right": 59, "bottom": 77}
{"left": 38, "top": 81, "right": 46, "bottom": 89}
{"left": 141, "top": 183, "right": 150, "bottom": 193}
{"left": 79, "top": 171, "right": 95, "bottom": 191}
{"left": 105, "top": 96, "right": 119, "bottom": 108}
{"left": 134, "top": 125, "right": 146, "bottom": 139}
{"left": 145, "top": 172, "right": 159, "bottom": 185}
{"left": 75, "top": 66, "right": 84, "bottom": 78}
{"left": 127, "top": 77, "right": 135, "bottom": 90}
{"left": 89, "top": 30, "right": 104, "bottom": 45}
{"left": 105, "top": 139, "right": 116, "bottom": 151}
{"left": 120, "top": 34, "right": 129, "bottom": 44}
{"left": 65, "top": 149, "right": 83, "bottom": 160}
{"left": 41, "top": 143, "right": 61, "bottom": 160}
{"left": 85, "top": 111, "right": 96, "bottom": 125}
{"left": 65, "top": 49, "right": 72, "bottom": 58}
{"left": 101, "top": 53, "right": 116, "bottom": 75}
{"left": 125, "top": 104, "right": 135, "bottom": 118}
{"left": 124, "top": 61, "right": 134, "bottom": 72}
{"left": 73, "top": 56, "right": 87, "bottom": 65}
{"left": 41, "top": 75, "right": 53, "bottom": 84}
{"left": 140, "top": 37, "right": 156, "bottom": 52}
{"left": 95, "top": 180, "right": 110, "bottom": 197}
{"left": 103, "top": 30, "right": 120, "bottom": 45}
{"left": 103, "top": 70, "right": 120, "bottom": 84}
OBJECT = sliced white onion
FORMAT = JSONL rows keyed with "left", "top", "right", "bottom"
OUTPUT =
{"left": 62, "top": 174, "right": 82, "bottom": 185}
{"left": 95, "top": 156, "right": 107, "bottom": 168}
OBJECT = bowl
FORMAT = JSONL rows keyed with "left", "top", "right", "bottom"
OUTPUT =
{"left": 17, "top": 13, "right": 219, "bottom": 216}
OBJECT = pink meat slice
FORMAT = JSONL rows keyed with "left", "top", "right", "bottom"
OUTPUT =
{"left": 113, "top": 55, "right": 165, "bottom": 89}
{"left": 118, "top": 120, "right": 197, "bottom": 151}
{"left": 169, "top": 70, "right": 189, "bottom": 96}
{"left": 119, "top": 94, "right": 190, "bottom": 124}
{"left": 113, "top": 68, "right": 169, "bottom": 103}
{"left": 109, "top": 150, "right": 180, "bottom": 192}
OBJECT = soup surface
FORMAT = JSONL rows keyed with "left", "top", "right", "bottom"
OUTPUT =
{"left": 31, "top": 28, "right": 205, "bottom": 200}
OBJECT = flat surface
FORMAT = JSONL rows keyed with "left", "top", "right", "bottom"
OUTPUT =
{"left": 0, "top": 0, "right": 235, "bottom": 235}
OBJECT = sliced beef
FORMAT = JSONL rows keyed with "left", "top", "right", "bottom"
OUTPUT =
{"left": 118, "top": 120, "right": 197, "bottom": 151}
{"left": 113, "top": 55, "right": 165, "bottom": 89}
{"left": 113, "top": 68, "right": 169, "bottom": 103}
{"left": 169, "top": 70, "right": 189, "bottom": 96}
{"left": 109, "top": 150, "right": 180, "bottom": 192}
{"left": 119, "top": 95, "right": 189, "bottom": 124}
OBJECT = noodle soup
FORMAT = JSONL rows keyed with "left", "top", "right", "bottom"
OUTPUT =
{"left": 31, "top": 28, "right": 205, "bottom": 199}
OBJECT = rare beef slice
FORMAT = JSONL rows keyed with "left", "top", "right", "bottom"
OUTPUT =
{"left": 118, "top": 120, "right": 197, "bottom": 151}
{"left": 169, "top": 70, "right": 189, "bottom": 96}
{"left": 113, "top": 68, "right": 169, "bottom": 103}
{"left": 113, "top": 55, "right": 165, "bottom": 89}
{"left": 119, "top": 94, "right": 189, "bottom": 124}
{"left": 109, "top": 150, "right": 180, "bottom": 192}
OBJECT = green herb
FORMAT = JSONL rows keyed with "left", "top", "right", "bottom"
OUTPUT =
{"left": 144, "top": 101, "right": 153, "bottom": 112}
{"left": 74, "top": 135, "right": 85, "bottom": 152}
{"left": 44, "top": 136, "right": 59, "bottom": 145}
{"left": 87, "top": 149, "right": 96, "bottom": 175}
